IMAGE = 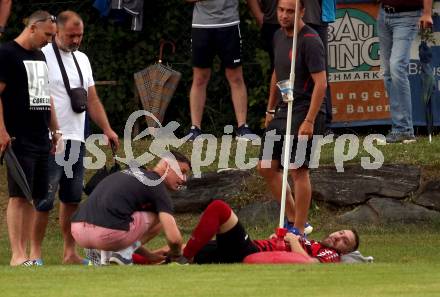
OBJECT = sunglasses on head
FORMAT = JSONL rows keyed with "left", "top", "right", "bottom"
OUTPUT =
{"left": 33, "top": 15, "right": 56, "bottom": 25}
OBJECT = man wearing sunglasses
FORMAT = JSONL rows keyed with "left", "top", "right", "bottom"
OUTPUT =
{"left": 30, "top": 10, "right": 119, "bottom": 265}
{"left": 0, "top": 10, "right": 60, "bottom": 266}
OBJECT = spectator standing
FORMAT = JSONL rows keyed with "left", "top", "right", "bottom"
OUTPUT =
{"left": 30, "top": 11, "right": 119, "bottom": 265}
{"left": 185, "top": 0, "right": 258, "bottom": 141}
{"left": 377, "top": 0, "right": 433, "bottom": 143}
{"left": 0, "top": 10, "right": 59, "bottom": 266}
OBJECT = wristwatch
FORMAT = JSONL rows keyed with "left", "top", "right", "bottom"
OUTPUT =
{"left": 51, "top": 129, "right": 63, "bottom": 136}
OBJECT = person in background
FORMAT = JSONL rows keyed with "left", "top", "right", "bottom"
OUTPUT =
{"left": 377, "top": 0, "right": 433, "bottom": 143}
{"left": 185, "top": 0, "right": 259, "bottom": 142}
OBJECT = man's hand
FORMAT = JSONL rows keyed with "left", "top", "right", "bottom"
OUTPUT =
{"left": 298, "top": 120, "right": 314, "bottom": 139}
{"left": 50, "top": 133, "right": 64, "bottom": 155}
{"left": 264, "top": 113, "right": 274, "bottom": 128}
{"left": 420, "top": 14, "right": 433, "bottom": 29}
{"left": 284, "top": 232, "right": 301, "bottom": 244}
{"left": 0, "top": 128, "right": 11, "bottom": 153}
{"left": 104, "top": 129, "right": 119, "bottom": 150}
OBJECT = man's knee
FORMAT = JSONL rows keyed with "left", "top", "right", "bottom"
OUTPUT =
{"left": 192, "top": 69, "right": 211, "bottom": 87}
{"left": 225, "top": 68, "right": 244, "bottom": 86}
{"left": 257, "top": 160, "right": 277, "bottom": 178}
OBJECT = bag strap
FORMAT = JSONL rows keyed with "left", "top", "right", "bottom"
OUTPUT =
{"left": 51, "top": 37, "right": 84, "bottom": 96}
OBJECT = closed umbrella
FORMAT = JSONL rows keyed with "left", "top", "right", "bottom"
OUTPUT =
{"left": 419, "top": 30, "right": 436, "bottom": 143}
{"left": 0, "top": 145, "right": 33, "bottom": 204}
{"left": 134, "top": 40, "right": 181, "bottom": 128}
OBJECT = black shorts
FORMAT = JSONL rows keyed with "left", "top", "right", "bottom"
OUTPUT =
{"left": 191, "top": 24, "right": 242, "bottom": 69}
{"left": 7, "top": 148, "right": 49, "bottom": 202}
{"left": 193, "top": 221, "right": 259, "bottom": 264}
{"left": 259, "top": 105, "right": 326, "bottom": 169}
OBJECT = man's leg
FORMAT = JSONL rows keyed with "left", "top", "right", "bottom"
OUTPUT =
{"left": 189, "top": 67, "right": 211, "bottom": 129}
{"left": 58, "top": 140, "right": 85, "bottom": 264}
{"left": 290, "top": 168, "right": 311, "bottom": 235}
{"left": 29, "top": 211, "right": 49, "bottom": 262}
{"left": 30, "top": 151, "right": 61, "bottom": 263}
{"left": 60, "top": 203, "right": 83, "bottom": 263}
{"left": 183, "top": 200, "right": 237, "bottom": 260}
{"left": 225, "top": 66, "right": 248, "bottom": 127}
{"left": 257, "top": 160, "right": 296, "bottom": 222}
{"left": 7, "top": 197, "right": 33, "bottom": 266}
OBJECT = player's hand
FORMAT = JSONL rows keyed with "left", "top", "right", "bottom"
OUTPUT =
{"left": 298, "top": 120, "right": 314, "bottom": 139}
{"left": 50, "top": 133, "right": 64, "bottom": 155}
{"left": 284, "top": 232, "right": 300, "bottom": 242}
{"left": 264, "top": 113, "right": 274, "bottom": 128}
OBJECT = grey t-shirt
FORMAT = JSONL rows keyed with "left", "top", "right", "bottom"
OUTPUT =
{"left": 192, "top": 0, "right": 240, "bottom": 28}
{"left": 273, "top": 26, "right": 326, "bottom": 112}
{"left": 303, "top": 0, "right": 324, "bottom": 26}
{"left": 71, "top": 169, "right": 174, "bottom": 231}
{"left": 262, "top": 0, "right": 278, "bottom": 25}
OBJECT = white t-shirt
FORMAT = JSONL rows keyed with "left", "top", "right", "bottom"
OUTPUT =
{"left": 42, "top": 44, "right": 95, "bottom": 142}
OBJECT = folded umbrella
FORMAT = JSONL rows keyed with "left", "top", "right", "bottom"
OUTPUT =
{"left": 0, "top": 146, "right": 33, "bottom": 204}
{"left": 134, "top": 40, "right": 181, "bottom": 128}
{"left": 419, "top": 30, "right": 436, "bottom": 143}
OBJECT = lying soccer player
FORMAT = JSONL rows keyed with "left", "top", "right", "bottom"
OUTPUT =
{"left": 153, "top": 200, "right": 359, "bottom": 264}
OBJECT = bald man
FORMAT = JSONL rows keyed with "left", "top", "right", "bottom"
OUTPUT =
{"left": 30, "top": 10, "right": 119, "bottom": 265}
{"left": 0, "top": 10, "right": 59, "bottom": 266}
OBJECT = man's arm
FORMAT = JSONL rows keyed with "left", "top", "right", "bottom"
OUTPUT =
{"left": 247, "top": 0, "right": 264, "bottom": 28}
{"left": 158, "top": 212, "right": 183, "bottom": 259}
{"left": 0, "top": 0, "right": 12, "bottom": 37}
{"left": 420, "top": 0, "right": 433, "bottom": 28}
{"left": 0, "top": 82, "right": 11, "bottom": 152}
{"left": 49, "top": 96, "right": 62, "bottom": 154}
{"left": 298, "top": 70, "right": 327, "bottom": 138}
{"left": 87, "top": 85, "right": 119, "bottom": 149}
{"left": 265, "top": 71, "right": 278, "bottom": 127}
{"left": 284, "top": 233, "right": 319, "bottom": 263}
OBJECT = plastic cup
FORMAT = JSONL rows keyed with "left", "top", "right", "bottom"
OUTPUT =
{"left": 276, "top": 79, "right": 293, "bottom": 102}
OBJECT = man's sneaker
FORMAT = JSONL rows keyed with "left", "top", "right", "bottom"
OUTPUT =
{"left": 32, "top": 258, "right": 44, "bottom": 266}
{"left": 85, "top": 248, "right": 101, "bottom": 266}
{"left": 284, "top": 220, "right": 313, "bottom": 236}
{"left": 109, "top": 252, "right": 133, "bottom": 265}
{"left": 186, "top": 125, "right": 203, "bottom": 142}
{"left": 236, "top": 124, "right": 260, "bottom": 141}
{"left": 381, "top": 132, "right": 416, "bottom": 144}
{"left": 304, "top": 222, "right": 313, "bottom": 235}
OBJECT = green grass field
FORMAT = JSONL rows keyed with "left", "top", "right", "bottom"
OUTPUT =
{"left": 0, "top": 137, "right": 439, "bottom": 296}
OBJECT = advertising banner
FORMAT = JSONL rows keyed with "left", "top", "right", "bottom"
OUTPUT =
{"left": 329, "top": 1, "right": 440, "bottom": 127}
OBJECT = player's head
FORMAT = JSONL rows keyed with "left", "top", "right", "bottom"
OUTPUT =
{"left": 320, "top": 229, "right": 359, "bottom": 254}
{"left": 56, "top": 10, "right": 84, "bottom": 52}
{"left": 159, "top": 150, "right": 191, "bottom": 192}
{"left": 277, "top": 0, "right": 305, "bottom": 30}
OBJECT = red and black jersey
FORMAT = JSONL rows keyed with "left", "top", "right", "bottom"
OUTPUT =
{"left": 252, "top": 238, "right": 292, "bottom": 252}
{"left": 252, "top": 238, "right": 340, "bottom": 263}
{"left": 299, "top": 238, "right": 341, "bottom": 263}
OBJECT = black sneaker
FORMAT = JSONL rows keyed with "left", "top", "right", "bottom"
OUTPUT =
{"left": 236, "top": 124, "right": 260, "bottom": 141}
{"left": 109, "top": 252, "right": 133, "bottom": 265}
{"left": 186, "top": 125, "right": 203, "bottom": 142}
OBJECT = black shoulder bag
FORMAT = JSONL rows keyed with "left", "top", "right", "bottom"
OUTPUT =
{"left": 52, "top": 39, "right": 88, "bottom": 113}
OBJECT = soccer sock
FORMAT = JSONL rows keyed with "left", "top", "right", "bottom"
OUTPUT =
{"left": 183, "top": 200, "right": 232, "bottom": 260}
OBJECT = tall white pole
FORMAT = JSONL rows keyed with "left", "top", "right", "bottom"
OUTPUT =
{"left": 278, "top": 0, "right": 301, "bottom": 228}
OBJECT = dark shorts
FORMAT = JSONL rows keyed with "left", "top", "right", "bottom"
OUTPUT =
{"left": 259, "top": 105, "right": 326, "bottom": 169}
{"left": 34, "top": 140, "right": 85, "bottom": 212}
{"left": 7, "top": 149, "right": 49, "bottom": 203}
{"left": 191, "top": 24, "right": 242, "bottom": 69}
{"left": 193, "top": 221, "right": 259, "bottom": 264}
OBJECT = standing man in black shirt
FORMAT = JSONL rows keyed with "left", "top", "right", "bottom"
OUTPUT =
{"left": 257, "top": 0, "right": 327, "bottom": 237}
{"left": 0, "top": 10, "right": 59, "bottom": 266}
{"left": 71, "top": 151, "right": 191, "bottom": 265}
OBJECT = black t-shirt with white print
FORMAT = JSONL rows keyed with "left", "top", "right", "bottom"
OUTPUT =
{"left": 71, "top": 169, "right": 174, "bottom": 231}
{"left": 0, "top": 41, "right": 51, "bottom": 153}
{"left": 273, "top": 25, "right": 326, "bottom": 112}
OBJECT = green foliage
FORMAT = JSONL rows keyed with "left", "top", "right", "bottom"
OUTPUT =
{"left": 4, "top": 0, "right": 269, "bottom": 136}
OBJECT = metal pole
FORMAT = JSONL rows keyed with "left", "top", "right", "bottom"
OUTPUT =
{"left": 278, "top": 0, "right": 301, "bottom": 228}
